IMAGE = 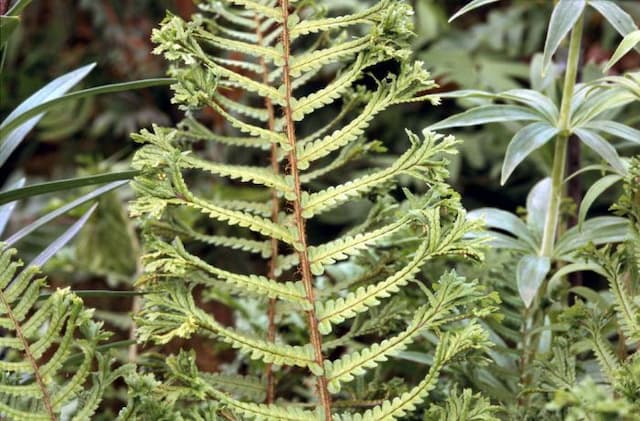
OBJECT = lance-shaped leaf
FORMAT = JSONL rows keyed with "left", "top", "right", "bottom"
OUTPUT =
{"left": 517, "top": 255, "right": 550, "bottom": 308}
{"left": 554, "top": 216, "right": 630, "bottom": 258}
{"left": 578, "top": 174, "right": 623, "bottom": 230}
{"left": 428, "top": 105, "right": 544, "bottom": 131}
{"left": 448, "top": 0, "right": 502, "bottom": 22}
{"left": 542, "top": 0, "right": 587, "bottom": 74}
{"left": 574, "top": 128, "right": 627, "bottom": 175}
{"left": 582, "top": 120, "right": 640, "bottom": 145}
{"left": 501, "top": 122, "right": 559, "bottom": 185}
{"left": 604, "top": 30, "right": 640, "bottom": 72}
{"left": 589, "top": 1, "right": 639, "bottom": 39}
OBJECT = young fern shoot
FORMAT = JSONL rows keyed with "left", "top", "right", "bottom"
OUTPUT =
{"left": 130, "top": 0, "right": 497, "bottom": 419}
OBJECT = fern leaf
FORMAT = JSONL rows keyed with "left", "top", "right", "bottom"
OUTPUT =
{"left": 289, "top": 0, "right": 390, "bottom": 39}
{"left": 325, "top": 273, "right": 494, "bottom": 392}
{"left": 316, "top": 209, "right": 483, "bottom": 333}
{"left": 150, "top": 221, "right": 272, "bottom": 257}
{"left": 291, "top": 53, "right": 367, "bottom": 122}
{"left": 307, "top": 218, "right": 408, "bottom": 275}
{"left": 210, "top": 388, "right": 321, "bottom": 421}
{"left": 289, "top": 35, "right": 372, "bottom": 78}
{"left": 201, "top": 2, "right": 257, "bottom": 28}
{"left": 137, "top": 283, "right": 320, "bottom": 372}
{"left": 143, "top": 238, "right": 309, "bottom": 306}
{"left": 180, "top": 153, "right": 291, "bottom": 193}
{"left": 179, "top": 117, "right": 272, "bottom": 150}
{"left": 195, "top": 30, "right": 284, "bottom": 65}
{"left": 336, "top": 324, "right": 490, "bottom": 421}
{"left": 0, "top": 247, "right": 115, "bottom": 420}
{"left": 225, "top": 0, "right": 284, "bottom": 22}
{"left": 297, "top": 67, "right": 434, "bottom": 168}
{"left": 213, "top": 92, "right": 273, "bottom": 122}
{"left": 302, "top": 131, "right": 458, "bottom": 218}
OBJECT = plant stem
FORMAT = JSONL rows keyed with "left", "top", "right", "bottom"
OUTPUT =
{"left": 279, "top": 1, "right": 333, "bottom": 419}
{"left": 540, "top": 14, "right": 584, "bottom": 258}
{"left": 520, "top": 13, "right": 584, "bottom": 398}
{"left": 253, "top": 13, "right": 281, "bottom": 405}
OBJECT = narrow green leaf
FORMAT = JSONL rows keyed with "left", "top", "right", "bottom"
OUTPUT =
{"left": 583, "top": 120, "right": 640, "bottom": 144}
{"left": 574, "top": 128, "right": 627, "bottom": 175}
{"left": 0, "top": 78, "right": 173, "bottom": 143}
{"left": 449, "top": 0, "right": 502, "bottom": 23}
{"left": 526, "top": 177, "right": 551, "bottom": 236}
{"left": 0, "top": 16, "right": 20, "bottom": 44}
{"left": 554, "top": 216, "right": 630, "bottom": 257}
{"left": 517, "top": 255, "right": 550, "bottom": 308}
{"left": 0, "top": 63, "right": 95, "bottom": 167}
{"left": 0, "top": 171, "right": 137, "bottom": 205}
{"left": 6, "top": 0, "right": 32, "bottom": 16}
{"left": 577, "top": 174, "right": 622, "bottom": 230}
{"left": 0, "top": 178, "right": 25, "bottom": 236}
{"left": 428, "top": 105, "right": 543, "bottom": 131}
{"left": 3, "top": 180, "right": 128, "bottom": 247}
{"left": 604, "top": 30, "right": 640, "bottom": 72}
{"left": 542, "top": 0, "right": 587, "bottom": 74}
{"left": 589, "top": 1, "right": 638, "bottom": 38}
{"left": 501, "top": 122, "right": 558, "bottom": 185}
{"left": 29, "top": 204, "right": 97, "bottom": 267}
{"left": 468, "top": 208, "right": 538, "bottom": 250}
{"left": 499, "top": 90, "right": 559, "bottom": 124}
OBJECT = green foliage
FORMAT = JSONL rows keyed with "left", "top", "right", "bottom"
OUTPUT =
{"left": 0, "top": 246, "right": 128, "bottom": 420}
{"left": 129, "top": 0, "right": 496, "bottom": 418}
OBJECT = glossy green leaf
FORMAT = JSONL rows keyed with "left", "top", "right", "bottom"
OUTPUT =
{"left": 517, "top": 255, "right": 550, "bottom": 308}
{"left": 604, "top": 30, "right": 640, "bottom": 72}
{"left": 0, "top": 63, "right": 95, "bottom": 167}
{"left": 501, "top": 122, "right": 559, "bottom": 185}
{"left": 449, "top": 0, "right": 502, "bottom": 23}
{"left": 542, "top": 0, "right": 587, "bottom": 74}
{"left": 428, "top": 105, "right": 543, "bottom": 131}
{"left": 574, "top": 128, "right": 627, "bottom": 175}
{"left": 0, "top": 171, "right": 137, "bottom": 205}
{"left": 577, "top": 174, "right": 622, "bottom": 230}
{"left": 499, "top": 90, "right": 559, "bottom": 124}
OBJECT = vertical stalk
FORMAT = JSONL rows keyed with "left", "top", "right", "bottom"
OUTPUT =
{"left": 520, "top": 12, "right": 584, "bottom": 398}
{"left": 279, "top": 1, "right": 333, "bottom": 419}
{"left": 540, "top": 14, "right": 584, "bottom": 258}
{"left": 253, "top": 14, "right": 281, "bottom": 404}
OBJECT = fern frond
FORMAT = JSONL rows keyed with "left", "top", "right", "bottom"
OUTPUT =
{"left": 424, "top": 388, "right": 500, "bottom": 421}
{"left": 225, "top": 0, "right": 284, "bottom": 22}
{"left": 142, "top": 238, "right": 309, "bottom": 306}
{"left": 150, "top": 221, "right": 272, "bottom": 257}
{"left": 325, "top": 273, "right": 494, "bottom": 393}
{"left": 289, "top": 0, "right": 391, "bottom": 39}
{"left": 179, "top": 117, "right": 272, "bottom": 150}
{"left": 336, "top": 323, "right": 491, "bottom": 421}
{"left": 301, "top": 131, "right": 458, "bottom": 218}
{"left": 0, "top": 247, "right": 116, "bottom": 420}
{"left": 137, "top": 283, "right": 320, "bottom": 372}
{"left": 316, "top": 209, "right": 483, "bottom": 334}
{"left": 296, "top": 66, "right": 436, "bottom": 168}
{"left": 195, "top": 29, "right": 284, "bottom": 65}
{"left": 307, "top": 218, "right": 409, "bottom": 276}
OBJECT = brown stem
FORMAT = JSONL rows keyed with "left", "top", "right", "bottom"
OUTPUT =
{"left": 0, "top": 0, "right": 8, "bottom": 15}
{"left": 253, "top": 14, "right": 281, "bottom": 405}
{"left": 0, "top": 288, "right": 56, "bottom": 420}
{"left": 279, "top": 1, "right": 333, "bottom": 419}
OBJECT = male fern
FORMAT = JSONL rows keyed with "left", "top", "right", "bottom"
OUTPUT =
{"left": 130, "top": 1, "right": 497, "bottom": 419}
